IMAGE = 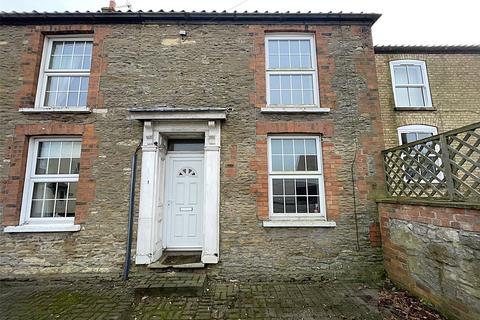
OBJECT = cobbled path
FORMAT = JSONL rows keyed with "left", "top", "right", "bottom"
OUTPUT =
{"left": 0, "top": 279, "right": 393, "bottom": 319}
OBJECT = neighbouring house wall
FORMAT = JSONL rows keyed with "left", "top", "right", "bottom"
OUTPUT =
{"left": 378, "top": 201, "right": 480, "bottom": 320}
{"left": 375, "top": 53, "right": 480, "bottom": 148}
{"left": 1, "top": 22, "right": 385, "bottom": 281}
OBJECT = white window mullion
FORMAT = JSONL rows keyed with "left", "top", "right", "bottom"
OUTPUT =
{"left": 40, "top": 181, "right": 47, "bottom": 218}
{"left": 51, "top": 182, "right": 58, "bottom": 218}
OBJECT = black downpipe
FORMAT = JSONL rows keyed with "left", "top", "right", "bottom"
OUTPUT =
{"left": 122, "top": 140, "right": 142, "bottom": 281}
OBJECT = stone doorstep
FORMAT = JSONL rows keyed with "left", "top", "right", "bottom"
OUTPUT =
{"left": 147, "top": 251, "right": 205, "bottom": 269}
{"left": 133, "top": 273, "right": 207, "bottom": 297}
{"left": 148, "top": 261, "right": 205, "bottom": 269}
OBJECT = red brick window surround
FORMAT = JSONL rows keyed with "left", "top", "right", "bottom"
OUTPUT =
{"left": 264, "top": 33, "right": 320, "bottom": 108}
{"left": 2, "top": 123, "right": 98, "bottom": 229}
{"left": 249, "top": 26, "right": 336, "bottom": 111}
{"left": 16, "top": 25, "right": 110, "bottom": 110}
{"left": 252, "top": 121, "right": 341, "bottom": 224}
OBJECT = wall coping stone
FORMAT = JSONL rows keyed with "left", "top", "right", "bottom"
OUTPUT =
{"left": 376, "top": 197, "right": 480, "bottom": 210}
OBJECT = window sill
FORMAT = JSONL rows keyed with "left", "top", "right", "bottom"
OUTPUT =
{"left": 4, "top": 224, "right": 81, "bottom": 233}
{"left": 394, "top": 106, "right": 436, "bottom": 111}
{"left": 262, "top": 219, "right": 336, "bottom": 228}
{"left": 261, "top": 107, "right": 330, "bottom": 113}
{"left": 19, "top": 107, "right": 91, "bottom": 114}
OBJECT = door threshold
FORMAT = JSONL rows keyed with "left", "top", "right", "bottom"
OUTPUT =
{"left": 148, "top": 251, "right": 205, "bottom": 269}
{"left": 164, "top": 249, "right": 202, "bottom": 253}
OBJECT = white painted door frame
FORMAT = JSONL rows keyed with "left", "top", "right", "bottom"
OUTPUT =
{"left": 134, "top": 119, "right": 221, "bottom": 265}
{"left": 164, "top": 153, "right": 204, "bottom": 250}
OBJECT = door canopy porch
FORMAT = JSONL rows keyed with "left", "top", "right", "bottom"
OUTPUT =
{"left": 128, "top": 106, "right": 227, "bottom": 265}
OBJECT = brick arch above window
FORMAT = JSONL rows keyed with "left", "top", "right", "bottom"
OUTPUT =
{"left": 397, "top": 118, "right": 441, "bottom": 129}
{"left": 397, "top": 124, "right": 438, "bottom": 145}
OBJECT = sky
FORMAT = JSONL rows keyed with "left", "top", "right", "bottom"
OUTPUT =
{"left": 1, "top": 0, "right": 479, "bottom": 45}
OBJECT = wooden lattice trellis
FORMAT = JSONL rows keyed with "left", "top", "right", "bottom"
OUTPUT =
{"left": 383, "top": 122, "right": 480, "bottom": 202}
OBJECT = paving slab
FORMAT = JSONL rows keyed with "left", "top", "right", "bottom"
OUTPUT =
{"left": 133, "top": 272, "right": 207, "bottom": 297}
{"left": 0, "top": 277, "right": 396, "bottom": 319}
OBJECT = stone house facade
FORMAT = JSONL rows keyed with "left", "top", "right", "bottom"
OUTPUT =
{"left": 0, "top": 10, "right": 388, "bottom": 280}
{"left": 375, "top": 45, "right": 480, "bottom": 149}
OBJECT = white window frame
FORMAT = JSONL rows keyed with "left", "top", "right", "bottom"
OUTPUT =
{"left": 4, "top": 137, "right": 82, "bottom": 233}
{"left": 267, "top": 136, "right": 328, "bottom": 224}
{"left": 397, "top": 125, "right": 438, "bottom": 144}
{"left": 264, "top": 34, "right": 322, "bottom": 111}
{"left": 389, "top": 60, "right": 432, "bottom": 108}
{"left": 33, "top": 35, "right": 93, "bottom": 111}
{"left": 397, "top": 125, "right": 443, "bottom": 183}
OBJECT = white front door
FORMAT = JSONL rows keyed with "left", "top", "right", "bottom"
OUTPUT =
{"left": 165, "top": 155, "right": 204, "bottom": 249}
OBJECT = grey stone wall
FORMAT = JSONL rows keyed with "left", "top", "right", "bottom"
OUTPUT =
{"left": 389, "top": 219, "right": 480, "bottom": 319}
{"left": 0, "top": 23, "right": 384, "bottom": 281}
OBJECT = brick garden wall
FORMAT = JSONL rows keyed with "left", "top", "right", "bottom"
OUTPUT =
{"left": 378, "top": 201, "right": 480, "bottom": 320}
{"left": 375, "top": 53, "right": 480, "bottom": 148}
{"left": 1, "top": 22, "right": 385, "bottom": 281}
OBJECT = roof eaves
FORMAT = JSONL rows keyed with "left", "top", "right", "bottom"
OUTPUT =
{"left": 374, "top": 45, "right": 480, "bottom": 54}
{"left": 0, "top": 11, "right": 381, "bottom": 25}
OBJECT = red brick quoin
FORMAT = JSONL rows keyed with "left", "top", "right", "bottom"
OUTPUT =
{"left": 1, "top": 122, "right": 98, "bottom": 226}
{"left": 15, "top": 25, "right": 110, "bottom": 109}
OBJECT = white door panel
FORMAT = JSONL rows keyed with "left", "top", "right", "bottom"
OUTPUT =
{"left": 165, "top": 155, "right": 204, "bottom": 249}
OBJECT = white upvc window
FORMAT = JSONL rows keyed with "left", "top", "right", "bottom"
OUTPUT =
{"left": 267, "top": 136, "right": 327, "bottom": 220}
{"left": 6, "top": 138, "right": 83, "bottom": 232}
{"left": 34, "top": 35, "right": 93, "bottom": 110}
{"left": 265, "top": 34, "right": 320, "bottom": 109}
{"left": 390, "top": 60, "right": 432, "bottom": 108}
{"left": 397, "top": 124, "right": 438, "bottom": 145}
{"left": 397, "top": 125, "right": 442, "bottom": 183}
